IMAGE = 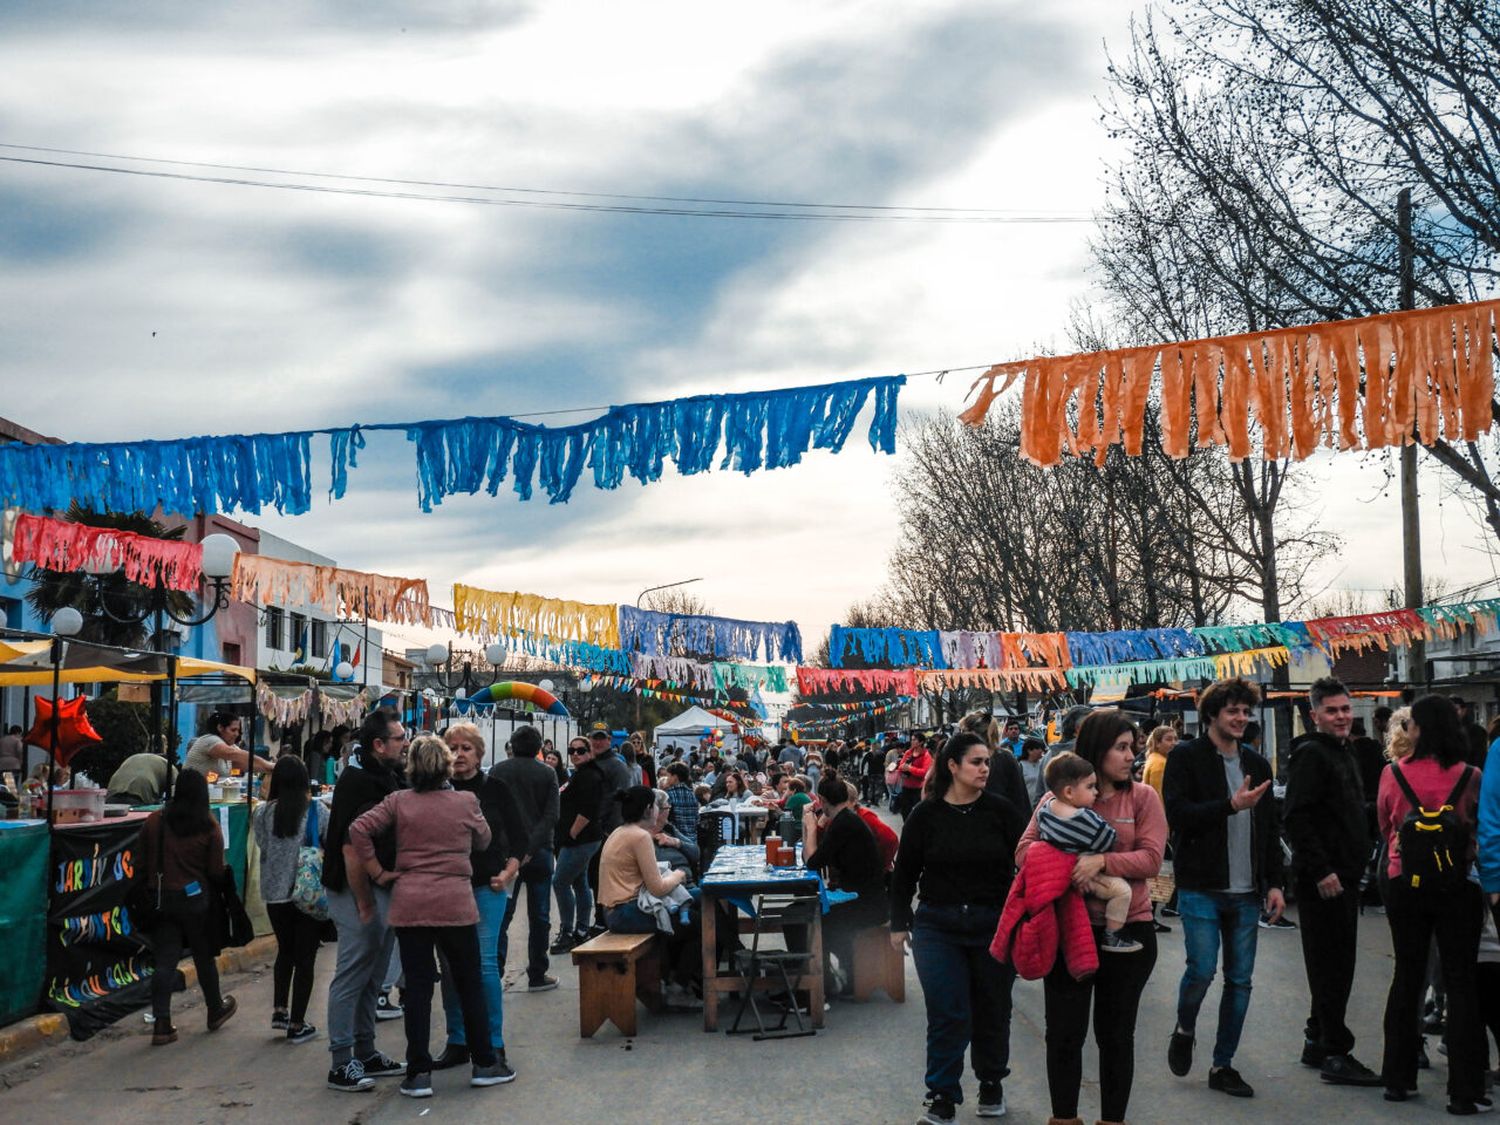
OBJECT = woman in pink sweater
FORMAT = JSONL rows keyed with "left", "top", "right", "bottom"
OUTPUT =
{"left": 1015, "top": 710, "right": 1166, "bottom": 1125}
{"left": 1376, "top": 695, "right": 1485, "bottom": 1112}
{"left": 349, "top": 736, "right": 507, "bottom": 1098}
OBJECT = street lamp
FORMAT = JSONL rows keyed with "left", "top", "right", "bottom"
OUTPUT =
{"left": 425, "top": 640, "right": 508, "bottom": 697}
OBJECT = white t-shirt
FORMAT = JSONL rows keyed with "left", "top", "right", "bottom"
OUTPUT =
{"left": 184, "top": 733, "right": 233, "bottom": 777}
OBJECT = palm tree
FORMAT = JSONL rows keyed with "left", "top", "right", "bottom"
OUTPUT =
{"left": 24, "top": 504, "right": 195, "bottom": 648}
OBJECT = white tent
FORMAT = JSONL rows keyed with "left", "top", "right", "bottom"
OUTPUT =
{"left": 654, "top": 705, "right": 739, "bottom": 756}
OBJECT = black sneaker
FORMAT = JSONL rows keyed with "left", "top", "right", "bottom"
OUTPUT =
{"left": 432, "top": 1043, "right": 470, "bottom": 1071}
{"left": 527, "top": 974, "right": 560, "bottom": 992}
{"left": 1258, "top": 913, "right": 1298, "bottom": 930}
{"left": 918, "top": 1092, "right": 956, "bottom": 1124}
{"left": 327, "top": 1059, "right": 375, "bottom": 1092}
{"left": 1154, "top": 920, "right": 1173, "bottom": 933}
{"left": 1448, "top": 1096, "right": 1495, "bottom": 1115}
{"left": 1168, "top": 1030, "right": 1195, "bottom": 1077}
{"left": 471, "top": 1052, "right": 517, "bottom": 1087}
{"left": 359, "top": 1050, "right": 406, "bottom": 1078}
{"left": 1161, "top": 905, "right": 1181, "bottom": 918}
{"left": 399, "top": 1072, "right": 433, "bottom": 1099}
{"left": 374, "top": 992, "right": 404, "bottom": 1021}
{"left": 286, "top": 1022, "right": 318, "bottom": 1045}
{"left": 1209, "top": 1066, "right": 1254, "bottom": 1097}
{"left": 549, "top": 933, "right": 577, "bottom": 955}
{"left": 271, "top": 1009, "right": 289, "bottom": 1031}
{"left": 1320, "top": 1053, "right": 1383, "bottom": 1087}
{"left": 976, "top": 1080, "right": 1005, "bottom": 1117}
{"left": 1301, "top": 1040, "right": 1328, "bottom": 1068}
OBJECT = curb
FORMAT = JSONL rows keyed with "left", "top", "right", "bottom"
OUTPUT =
{"left": 0, "top": 933, "right": 278, "bottom": 1066}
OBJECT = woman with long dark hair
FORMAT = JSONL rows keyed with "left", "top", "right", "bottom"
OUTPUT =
{"left": 1378, "top": 694, "right": 1486, "bottom": 1112}
{"left": 891, "top": 732, "right": 1026, "bottom": 1123}
{"left": 1016, "top": 708, "right": 1166, "bottom": 1125}
{"left": 140, "top": 768, "right": 237, "bottom": 1044}
{"left": 253, "top": 756, "right": 323, "bottom": 1043}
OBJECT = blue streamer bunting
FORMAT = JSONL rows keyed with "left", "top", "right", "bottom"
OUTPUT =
{"left": 829, "top": 627, "right": 946, "bottom": 669}
{"left": 0, "top": 431, "right": 317, "bottom": 516}
{"left": 402, "top": 376, "right": 905, "bottom": 510}
{"left": 619, "top": 605, "right": 802, "bottom": 664}
{"left": 1064, "top": 628, "right": 1204, "bottom": 667}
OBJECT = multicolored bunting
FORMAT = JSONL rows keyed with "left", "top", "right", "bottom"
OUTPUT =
{"left": 1066, "top": 656, "right": 1220, "bottom": 687}
{"left": 1064, "top": 629, "right": 1203, "bottom": 666}
{"left": 619, "top": 605, "right": 802, "bottom": 664}
{"left": 452, "top": 583, "right": 620, "bottom": 648}
{"left": 230, "top": 554, "right": 432, "bottom": 626}
{"left": 712, "top": 662, "right": 789, "bottom": 694}
{"left": 1190, "top": 622, "right": 1312, "bottom": 653}
{"left": 796, "top": 667, "right": 919, "bottom": 696}
{"left": 394, "top": 376, "right": 905, "bottom": 509}
{"left": 584, "top": 673, "right": 762, "bottom": 722}
{"left": 11, "top": 512, "right": 204, "bottom": 592}
{"left": 959, "top": 299, "right": 1500, "bottom": 466}
{"left": 1420, "top": 599, "right": 1500, "bottom": 639}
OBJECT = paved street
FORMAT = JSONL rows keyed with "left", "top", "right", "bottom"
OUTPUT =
{"left": 1, "top": 882, "right": 1471, "bottom": 1124}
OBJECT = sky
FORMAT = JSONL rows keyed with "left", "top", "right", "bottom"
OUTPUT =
{"left": 1, "top": 0, "right": 1494, "bottom": 660}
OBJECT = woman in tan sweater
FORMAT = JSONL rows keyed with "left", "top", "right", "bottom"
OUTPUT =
{"left": 599, "top": 786, "right": 701, "bottom": 1004}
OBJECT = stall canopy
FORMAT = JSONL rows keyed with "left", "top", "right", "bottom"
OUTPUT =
{"left": 0, "top": 638, "right": 255, "bottom": 686}
{"left": 654, "top": 705, "right": 739, "bottom": 753}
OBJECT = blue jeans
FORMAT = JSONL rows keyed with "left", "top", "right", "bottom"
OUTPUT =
{"left": 1175, "top": 889, "right": 1260, "bottom": 1068}
{"left": 440, "top": 885, "right": 508, "bottom": 1051}
{"left": 911, "top": 903, "right": 1015, "bottom": 1103}
{"left": 500, "top": 849, "right": 554, "bottom": 982}
{"left": 554, "top": 841, "right": 601, "bottom": 936}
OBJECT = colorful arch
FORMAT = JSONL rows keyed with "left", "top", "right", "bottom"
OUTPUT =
{"left": 463, "top": 681, "right": 570, "bottom": 716}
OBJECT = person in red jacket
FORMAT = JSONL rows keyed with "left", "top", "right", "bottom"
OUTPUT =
{"left": 845, "top": 780, "right": 899, "bottom": 872}
{"left": 894, "top": 734, "right": 932, "bottom": 821}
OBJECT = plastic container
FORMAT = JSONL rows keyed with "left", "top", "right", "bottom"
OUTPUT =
{"left": 50, "top": 788, "right": 107, "bottom": 824}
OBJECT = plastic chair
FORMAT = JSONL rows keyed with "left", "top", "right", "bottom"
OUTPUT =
{"left": 727, "top": 893, "right": 819, "bottom": 1040}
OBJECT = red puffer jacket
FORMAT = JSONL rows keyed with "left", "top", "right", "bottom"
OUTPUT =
{"left": 989, "top": 840, "right": 1098, "bottom": 981}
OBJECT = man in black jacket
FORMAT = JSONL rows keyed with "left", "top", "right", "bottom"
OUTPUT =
{"left": 1283, "top": 677, "right": 1381, "bottom": 1087}
{"left": 490, "top": 724, "right": 561, "bottom": 993}
{"left": 322, "top": 708, "right": 408, "bottom": 1092}
{"left": 1163, "top": 678, "right": 1283, "bottom": 1099}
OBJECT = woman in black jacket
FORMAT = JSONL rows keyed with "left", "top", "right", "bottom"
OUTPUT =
{"left": 890, "top": 732, "right": 1026, "bottom": 1124}
{"left": 433, "top": 723, "right": 526, "bottom": 1076}
{"left": 140, "top": 769, "right": 237, "bottom": 1044}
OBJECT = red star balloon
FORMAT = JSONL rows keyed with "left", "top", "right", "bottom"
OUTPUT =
{"left": 24, "top": 694, "right": 103, "bottom": 766}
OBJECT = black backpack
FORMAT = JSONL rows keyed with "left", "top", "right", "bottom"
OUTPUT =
{"left": 1389, "top": 764, "right": 1474, "bottom": 895}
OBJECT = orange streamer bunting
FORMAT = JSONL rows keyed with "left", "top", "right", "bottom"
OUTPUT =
{"left": 231, "top": 554, "right": 431, "bottom": 626}
{"left": 959, "top": 301, "right": 1500, "bottom": 466}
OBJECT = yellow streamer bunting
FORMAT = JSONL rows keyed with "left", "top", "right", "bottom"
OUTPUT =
{"left": 453, "top": 583, "right": 620, "bottom": 648}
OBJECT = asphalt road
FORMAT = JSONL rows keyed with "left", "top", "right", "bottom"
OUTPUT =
{"left": 2, "top": 856, "right": 1475, "bottom": 1124}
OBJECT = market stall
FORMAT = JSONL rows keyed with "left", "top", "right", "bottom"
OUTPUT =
{"left": 0, "top": 633, "right": 256, "bottom": 1037}
{"left": 653, "top": 704, "right": 740, "bottom": 756}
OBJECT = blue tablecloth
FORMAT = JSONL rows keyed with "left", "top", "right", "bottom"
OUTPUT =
{"left": 703, "top": 845, "right": 857, "bottom": 915}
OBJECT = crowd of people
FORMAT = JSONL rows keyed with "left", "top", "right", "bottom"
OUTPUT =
{"left": 105, "top": 675, "right": 1500, "bottom": 1122}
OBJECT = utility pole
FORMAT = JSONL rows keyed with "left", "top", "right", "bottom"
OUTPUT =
{"left": 1398, "top": 188, "right": 1426, "bottom": 688}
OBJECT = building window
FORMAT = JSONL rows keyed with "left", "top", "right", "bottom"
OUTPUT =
{"left": 290, "top": 613, "right": 308, "bottom": 660}
{"left": 311, "top": 619, "right": 328, "bottom": 660}
{"left": 265, "top": 607, "right": 284, "bottom": 650}
{"left": 222, "top": 642, "right": 241, "bottom": 667}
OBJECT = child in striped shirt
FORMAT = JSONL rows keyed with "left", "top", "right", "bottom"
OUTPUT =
{"left": 1039, "top": 752, "right": 1141, "bottom": 953}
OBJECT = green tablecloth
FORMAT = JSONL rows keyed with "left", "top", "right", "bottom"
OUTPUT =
{"left": 0, "top": 822, "right": 49, "bottom": 1026}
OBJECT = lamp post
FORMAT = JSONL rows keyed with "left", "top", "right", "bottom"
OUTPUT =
{"left": 80, "top": 532, "right": 241, "bottom": 778}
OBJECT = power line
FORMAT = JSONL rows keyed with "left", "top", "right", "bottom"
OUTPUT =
{"left": 0, "top": 146, "right": 1093, "bottom": 225}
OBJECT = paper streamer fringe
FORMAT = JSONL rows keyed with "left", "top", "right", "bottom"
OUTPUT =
{"left": 619, "top": 605, "right": 801, "bottom": 664}
{"left": 12, "top": 512, "right": 204, "bottom": 592}
{"left": 232, "top": 554, "right": 431, "bottom": 626}
{"left": 453, "top": 583, "right": 620, "bottom": 649}
{"left": 960, "top": 299, "right": 1499, "bottom": 466}
{"left": 393, "top": 376, "right": 905, "bottom": 509}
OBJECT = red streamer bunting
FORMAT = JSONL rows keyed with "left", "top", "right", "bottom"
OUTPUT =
{"left": 12, "top": 513, "right": 203, "bottom": 591}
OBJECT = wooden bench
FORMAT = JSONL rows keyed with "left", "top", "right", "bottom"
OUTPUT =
{"left": 570, "top": 931, "right": 662, "bottom": 1037}
{"left": 851, "top": 925, "right": 906, "bottom": 1003}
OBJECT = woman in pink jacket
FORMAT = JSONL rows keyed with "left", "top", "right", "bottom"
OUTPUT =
{"left": 1016, "top": 710, "right": 1166, "bottom": 1125}
{"left": 348, "top": 736, "right": 509, "bottom": 1099}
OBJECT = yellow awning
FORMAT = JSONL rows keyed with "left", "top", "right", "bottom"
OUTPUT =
{"left": 0, "top": 639, "right": 256, "bottom": 687}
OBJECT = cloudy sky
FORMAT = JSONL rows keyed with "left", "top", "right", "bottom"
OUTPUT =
{"left": 1, "top": 0, "right": 1493, "bottom": 657}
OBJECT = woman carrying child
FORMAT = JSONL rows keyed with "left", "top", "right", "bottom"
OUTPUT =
{"left": 1016, "top": 710, "right": 1166, "bottom": 1125}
